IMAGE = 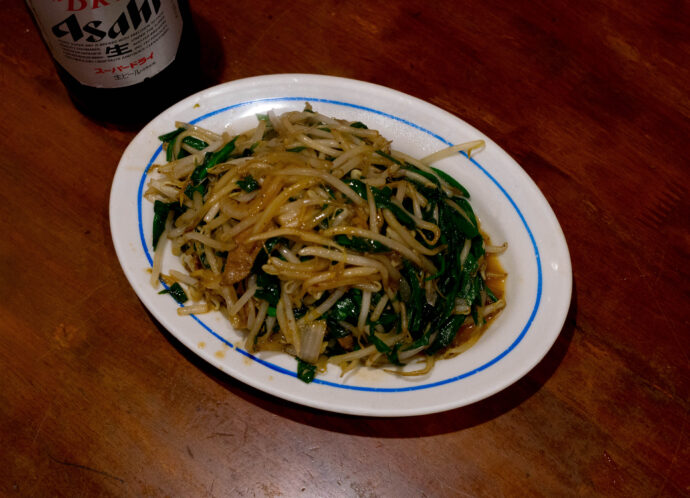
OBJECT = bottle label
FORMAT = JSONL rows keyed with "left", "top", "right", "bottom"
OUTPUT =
{"left": 27, "top": 0, "right": 183, "bottom": 89}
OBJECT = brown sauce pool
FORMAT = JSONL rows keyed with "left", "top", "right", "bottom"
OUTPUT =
{"left": 450, "top": 234, "right": 507, "bottom": 352}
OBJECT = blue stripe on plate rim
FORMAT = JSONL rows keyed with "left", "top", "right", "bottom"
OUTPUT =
{"left": 135, "top": 96, "right": 542, "bottom": 393}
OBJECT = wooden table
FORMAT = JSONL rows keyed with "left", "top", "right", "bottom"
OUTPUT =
{"left": 2, "top": 1, "right": 688, "bottom": 496}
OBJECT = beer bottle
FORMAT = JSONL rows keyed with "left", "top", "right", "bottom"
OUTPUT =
{"left": 25, "top": 0, "right": 201, "bottom": 125}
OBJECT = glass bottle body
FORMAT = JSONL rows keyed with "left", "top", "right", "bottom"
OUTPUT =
{"left": 26, "top": 0, "right": 200, "bottom": 124}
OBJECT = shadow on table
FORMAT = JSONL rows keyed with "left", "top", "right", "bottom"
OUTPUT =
{"left": 152, "top": 281, "right": 577, "bottom": 438}
{"left": 84, "top": 10, "right": 225, "bottom": 132}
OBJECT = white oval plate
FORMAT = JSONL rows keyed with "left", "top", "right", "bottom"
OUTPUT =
{"left": 110, "top": 74, "right": 572, "bottom": 417}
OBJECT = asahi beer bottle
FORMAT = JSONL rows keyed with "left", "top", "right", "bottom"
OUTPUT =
{"left": 26, "top": 0, "right": 201, "bottom": 125}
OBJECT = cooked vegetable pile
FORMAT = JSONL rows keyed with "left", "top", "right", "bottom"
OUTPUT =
{"left": 145, "top": 105, "right": 507, "bottom": 382}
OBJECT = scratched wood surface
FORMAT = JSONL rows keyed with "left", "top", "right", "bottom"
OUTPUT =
{"left": 1, "top": 1, "right": 688, "bottom": 496}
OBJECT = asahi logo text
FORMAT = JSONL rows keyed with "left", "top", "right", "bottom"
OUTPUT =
{"left": 51, "top": 0, "right": 162, "bottom": 42}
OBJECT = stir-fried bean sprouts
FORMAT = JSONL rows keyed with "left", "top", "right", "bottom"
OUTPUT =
{"left": 145, "top": 104, "right": 507, "bottom": 382}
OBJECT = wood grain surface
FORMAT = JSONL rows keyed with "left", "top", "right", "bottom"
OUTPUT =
{"left": 1, "top": 1, "right": 688, "bottom": 496}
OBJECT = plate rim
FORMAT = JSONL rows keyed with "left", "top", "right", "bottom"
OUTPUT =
{"left": 110, "top": 73, "right": 572, "bottom": 416}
